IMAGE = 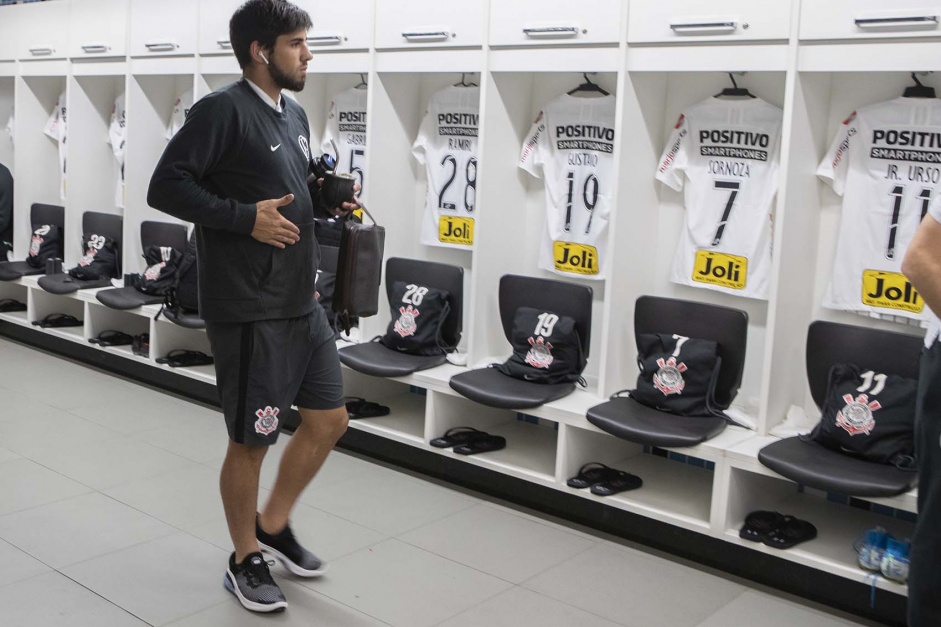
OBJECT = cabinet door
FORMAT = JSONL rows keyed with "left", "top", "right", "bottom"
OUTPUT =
{"left": 628, "top": 0, "right": 792, "bottom": 44}
{"left": 0, "top": 5, "right": 20, "bottom": 61}
{"left": 375, "top": 0, "right": 485, "bottom": 50}
{"left": 130, "top": 0, "right": 198, "bottom": 57}
{"left": 296, "top": 0, "right": 374, "bottom": 51}
{"left": 490, "top": 0, "right": 622, "bottom": 47}
{"left": 199, "top": 0, "right": 243, "bottom": 56}
{"left": 17, "top": 1, "right": 70, "bottom": 60}
{"left": 69, "top": 0, "right": 129, "bottom": 59}
{"left": 800, "top": 0, "right": 941, "bottom": 41}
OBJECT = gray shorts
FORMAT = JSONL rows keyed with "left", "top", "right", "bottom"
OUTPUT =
{"left": 205, "top": 306, "right": 344, "bottom": 446}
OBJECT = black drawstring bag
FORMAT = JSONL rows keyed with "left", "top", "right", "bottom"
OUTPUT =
{"left": 494, "top": 306, "right": 586, "bottom": 385}
{"left": 25, "top": 224, "right": 63, "bottom": 269}
{"left": 629, "top": 333, "right": 723, "bottom": 417}
{"left": 133, "top": 245, "right": 182, "bottom": 296}
{"left": 378, "top": 281, "right": 453, "bottom": 356}
{"left": 67, "top": 234, "right": 118, "bottom": 281}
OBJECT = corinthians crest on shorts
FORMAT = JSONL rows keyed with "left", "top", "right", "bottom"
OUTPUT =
{"left": 836, "top": 393, "right": 881, "bottom": 436}
{"left": 254, "top": 406, "right": 280, "bottom": 436}
{"left": 653, "top": 356, "right": 687, "bottom": 396}
{"left": 393, "top": 305, "right": 420, "bottom": 338}
{"left": 525, "top": 336, "right": 554, "bottom": 369}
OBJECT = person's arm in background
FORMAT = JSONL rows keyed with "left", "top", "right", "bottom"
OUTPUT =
{"left": 147, "top": 93, "right": 299, "bottom": 249}
{"left": 903, "top": 213, "right": 941, "bottom": 316}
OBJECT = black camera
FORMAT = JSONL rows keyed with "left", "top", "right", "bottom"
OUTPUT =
{"left": 310, "top": 152, "right": 338, "bottom": 180}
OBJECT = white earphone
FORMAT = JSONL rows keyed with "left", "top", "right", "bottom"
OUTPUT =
{"left": 259, "top": 51, "right": 269, "bottom": 65}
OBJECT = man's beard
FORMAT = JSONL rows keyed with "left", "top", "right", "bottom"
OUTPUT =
{"left": 268, "top": 57, "right": 306, "bottom": 92}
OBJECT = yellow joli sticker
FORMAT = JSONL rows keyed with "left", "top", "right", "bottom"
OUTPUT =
{"left": 862, "top": 270, "right": 924, "bottom": 314}
{"left": 692, "top": 250, "right": 747, "bottom": 290}
{"left": 438, "top": 216, "right": 474, "bottom": 246}
{"left": 553, "top": 241, "right": 599, "bottom": 276}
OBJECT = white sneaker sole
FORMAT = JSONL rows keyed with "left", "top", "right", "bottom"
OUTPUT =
{"left": 223, "top": 571, "right": 288, "bottom": 613}
{"left": 259, "top": 542, "right": 329, "bottom": 578}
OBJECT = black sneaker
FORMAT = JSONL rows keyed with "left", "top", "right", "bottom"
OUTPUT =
{"left": 223, "top": 551, "right": 288, "bottom": 613}
{"left": 257, "top": 517, "right": 329, "bottom": 577}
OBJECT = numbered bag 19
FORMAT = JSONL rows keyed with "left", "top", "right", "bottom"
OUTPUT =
{"left": 379, "top": 281, "right": 452, "bottom": 356}
{"left": 630, "top": 333, "right": 723, "bottom": 417}
{"left": 494, "top": 306, "right": 586, "bottom": 384}
{"left": 807, "top": 363, "right": 917, "bottom": 466}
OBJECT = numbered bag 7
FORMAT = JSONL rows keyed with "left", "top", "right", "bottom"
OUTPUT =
{"left": 630, "top": 332, "right": 723, "bottom": 417}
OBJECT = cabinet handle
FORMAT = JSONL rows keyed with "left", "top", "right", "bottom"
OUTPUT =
{"left": 28, "top": 46, "right": 54, "bottom": 56}
{"left": 81, "top": 44, "right": 110, "bottom": 54}
{"left": 854, "top": 15, "right": 939, "bottom": 29}
{"left": 402, "top": 31, "right": 451, "bottom": 42}
{"left": 670, "top": 21, "right": 738, "bottom": 34}
{"left": 144, "top": 41, "right": 180, "bottom": 52}
{"left": 306, "top": 35, "right": 343, "bottom": 46}
{"left": 522, "top": 26, "right": 579, "bottom": 39}
{"left": 216, "top": 39, "right": 232, "bottom": 49}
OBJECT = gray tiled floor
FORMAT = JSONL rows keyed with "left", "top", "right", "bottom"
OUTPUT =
{"left": 0, "top": 337, "right": 880, "bottom": 626}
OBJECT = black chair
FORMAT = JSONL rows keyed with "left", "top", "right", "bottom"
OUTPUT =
{"left": 448, "top": 275, "right": 592, "bottom": 410}
{"left": 586, "top": 296, "right": 748, "bottom": 448}
{"left": 758, "top": 321, "right": 923, "bottom": 497}
{"left": 38, "top": 211, "right": 122, "bottom": 295}
{"left": 338, "top": 257, "right": 464, "bottom": 377}
{"left": 97, "top": 221, "right": 188, "bottom": 310}
{"left": 0, "top": 203, "right": 65, "bottom": 281}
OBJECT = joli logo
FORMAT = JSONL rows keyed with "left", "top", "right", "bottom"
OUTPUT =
{"left": 553, "top": 242, "right": 598, "bottom": 276}
{"left": 862, "top": 270, "right": 923, "bottom": 314}
{"left": 693, "top": 250, "right": 747, "bottom": 290}
{"left": 439, "top": 216, "right": 474, "bottom": 246}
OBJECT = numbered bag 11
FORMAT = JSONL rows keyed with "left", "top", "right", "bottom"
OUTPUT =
{"left": 807, "top": 364, "right": 917, "bottom": 466}
{"left": 630, "top": 333, "right": 723, "bottom": 417}
{"left": 495, "top": 307, "right": 586, "bottom": 384}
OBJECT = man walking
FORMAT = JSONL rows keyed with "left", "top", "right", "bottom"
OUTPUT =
{"left": 148, "top": 0, "right": 354, "bottom": 613}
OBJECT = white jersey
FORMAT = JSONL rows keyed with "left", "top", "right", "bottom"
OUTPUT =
{"left": 657, "top": 97, "right": 783, "bottom": 300}
{"left": 165, "top": 89, "right": 193, "bottom": 141}
{"left": 108, "top": 93, "right": 126, "bottom": 208}
{"left": 43, "top": 90, "right": 67, "bottom": 201}
{"left": 412, "top": 85, "right": 479, "bottom": 249}
{"left": 817, "top": 97, "right": 941, "bottom": 323}
{"left": 520, "top": 94, "right": 616, "bottom": 280}
{"left": 322, "top": 87, "right": 368, "bottom": 196}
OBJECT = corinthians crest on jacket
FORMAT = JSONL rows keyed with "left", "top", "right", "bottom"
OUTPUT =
{"left": 393, "top": 305, "right": 420, "bottom": 338}
{"left": 525, "top": 336, "right": 554, "bottom": 369}
{"left": 836, "top": 393, "right": 881, "bottom": 436}
{"left": 654, "top": 356, "right": 687, "bottom": 396}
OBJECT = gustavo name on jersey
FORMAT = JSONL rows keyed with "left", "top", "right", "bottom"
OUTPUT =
{"left": 438, "top": 112, "right": 479, "bottom": 151}
{"left": 700, "top": 128, "right": 772, "bottom": 178}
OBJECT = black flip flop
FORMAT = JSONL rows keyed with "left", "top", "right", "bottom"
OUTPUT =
{"left": 763, "top": 516, "right": 817, "bottom": 550}
{"left": 88, "top": 330, "right": 134, "bottom": 347}
{"left": 589, "top": 470, "right": 643, "bottom": 496}
{"left": 453, "top": 433, "right": 506, "bottom": 456}
{"left": 739, "top": 510, "right": 787, "bottom": 543}
{"left": 156, "top": 349, "right": 214, "bottom": 368}
{"left": 566, "top": 462, "right": 624, "bottom": 489}
{"left": 32, "top": 313, "right": 82, "bottom": 328}
{"left": 430, "top": 427, "right": 487, "bottom": 448}
{"left": 345, "top": 397, "right": 390, "bottom": 419}
{"left": 0, "top": 298, "right": 26, "bottom": 312}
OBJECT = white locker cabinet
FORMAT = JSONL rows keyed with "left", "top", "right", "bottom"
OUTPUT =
{"left": 68, "top": 0, "right": 128, "bottom": 59}
{"left": 295, "top": 0, "right": 375, "bottom": 51}
{"left": 198, "top": 0, "right": 243, "bottom": 56}
{"left": 130, "top": 0, "right": 198, "bottom": 57}
{"left": 489, "top": 0, "right": 622, "bottom": 47}
{"left": 0, "top": 5, "right": 20, "bottom": 62}
{"left": 627, "top": 0, "right": 793, "bottom": 44}
{"left": 374, "top": 0, "right": 486, "bottom": 50}
{"left": 16, "top": 1, "right": 70, "bottom": 61}
{"left": 799, "top": 0, "right": 941, "bottom": 41}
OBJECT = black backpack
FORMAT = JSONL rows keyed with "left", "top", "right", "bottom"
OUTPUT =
{"left": 68, "top": 233, "right": 119, "bottom": 281}
{"left": 629, "top": 333, "right": 723, "bottom": 417}
{"left": 131, "top": 245, "right": 182, "bottom": 296}
{"left": 378, "top": 281, "right": 453, "bottom": 356}
{"left": 158, "top": 232, "right": 198, "bottom": 318}
{"left": 25, "top": 224, "right": 63, "bottom": 269}
{"left": 494, "top": 306, "right": 587, "bottom": 385}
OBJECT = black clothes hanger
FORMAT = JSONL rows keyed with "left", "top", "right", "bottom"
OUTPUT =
{"left": 567, "top": 73, "right": 610, "bottom": 97}
{"left": 453, "top": 73, "right": 478, "bottom": 87}
{"left": 903, "top": 73, "right": 936, "bottom": 98}
{"left": 714, "top": 73, "right": 756, "bottom": 99}
{"left": 355, "top": 73, "right": 367, "bottom": 89}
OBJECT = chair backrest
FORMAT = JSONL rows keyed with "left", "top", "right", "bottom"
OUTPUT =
{"left": 83, "top": 211, "right": 123, "bottom": 273}
{"left": 806, "top": 320, "right": 923, "bottom": 410}
{"left": 498, "top": 275, "right": 593, "bottom": 357}
{"left": 30, "top": 203, "right": 64, "bottom": 229}
{"left": 385, "top": 257, "right": 464, "bottom": 348}
{"left": 634, "top": 295, "right": 748, "bottom": 410}
{"left": 140, "top": 221, "right": 187, "bottom": 252}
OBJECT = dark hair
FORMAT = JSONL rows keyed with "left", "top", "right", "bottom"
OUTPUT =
{"left": 230, "top": 0, "right": 312, "bottom": 69}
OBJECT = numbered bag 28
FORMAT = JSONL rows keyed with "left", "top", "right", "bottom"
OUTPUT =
{"left": 630, "top": 333, "right": 723, "bottom": 417}
{"left": 495, "top": 306, "right": 586, "bottom": 384}
{"left": 379, "top": 281, "right": 453, "bottom": 356}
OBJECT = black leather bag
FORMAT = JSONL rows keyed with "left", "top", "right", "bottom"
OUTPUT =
{"left": 333, "top": 203, "right": 385, "bottom": 333}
